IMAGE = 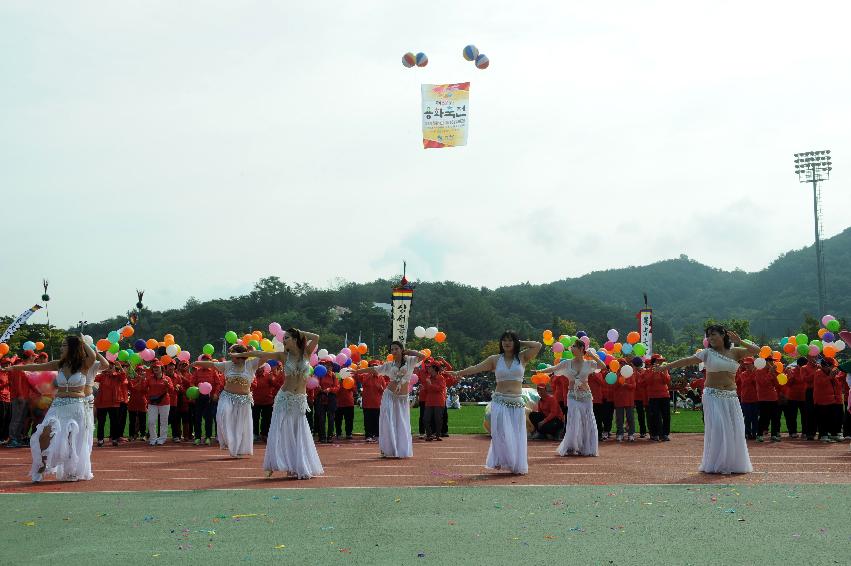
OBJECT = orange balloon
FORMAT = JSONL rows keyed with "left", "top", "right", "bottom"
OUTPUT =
{"left": 758, "top": 346, "right": 771, "bottom": 359}
{"left": 122, "top": 326, "right": 135, "bottom": 338}
{"left": 823, "top": 345, "right": 837, "bottom": 358}
{"left": 543, "top": 329, "right": 553, "bottom": 339}
{"left": 358, "top": 360, "right": 368, "bottom": 369}
{"left": 146, "top": 339, "right": 159, "bottom": 350}
{"left": 434, "top": 331, "right": 446, "bottom": 343}
{"left": 774, "top": 361, "right": 784, "bottom": 373}
{"left": 0, "top": 343, "right": 9, "bottom": 356}
{"left": 253, "top": 331, "right": 263, "bottom": 341}
{"left": 96, "top": 339, "right": 112, "bottom": 352}
{"left": 788, "top": 336, "right": 797, "bottom": 346}
{"left": 358, "top": 344, "right": 368, "bottom": 355}
{"left": 817, "top": 328, "right": 827, "bottom": 338}
{"left": 349, "top": 344, "right": 358, "bottom": 353}
{"left": 613, "top": 343, "right": 623, "bottom": 354}
{"left": 35, "top": 341, "right": 45, "bottom": 351}
{"left": 609, "top": 360, "right": 621, "bottom": 372}
{"left": 771, "top": 351, "right": 781, "bottom": 361}
{"left": 242, "top": 334, "right": 254, "bottom": 345}
{"left": 617, "top": 375, "right": 625, "bottom": 385}
{"left": 422, "top": 349, "right": 431, "bottom": 357}
{"left": 626, "top": 332, "right": 640, "bottom": 345}
{"left": 386, "top": 354, "right": 394, "bottom": 362}
{"left": 160, "top": 355, "right": 173, "bottom": 365}
{"left": 164, "top": 334, "right": 175, "bottom": 346}
{"left": 342, "top": 376, "right": 355, "bottom": 390}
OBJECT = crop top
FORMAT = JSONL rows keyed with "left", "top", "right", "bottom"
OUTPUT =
{"left": 695, "top": 348, "right": 740, "bottom": 374}
{"left": 55, "top": 368, "right": 92, "bottom": 391}
{"left": 377, "top": 355, "right": 419, "bottom": 384}
{"left": 285, "top": 355, "right": 311, "bottom": 381}
{"left": 495, "top": 356, "right": 524, "bottom": 382}
{"left": 556, "top": 359, "right": 597, "bottom": 389}
{"left": 215, "top": 358, "right": 260, "bottom": 386}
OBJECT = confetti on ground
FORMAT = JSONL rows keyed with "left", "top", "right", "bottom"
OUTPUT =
{"left": 320, "top": 526, "right": 335, "bottom": 531}
{"left": 394, "top": 498, "right": 401, "bottom": 503}
{"left": 339, "top": 548, "right": 351, "bottom": 553}
{"left": 544, "top": 535, "right": 557, "bottom": 540}
{"left": 23, "top": 521, "right": 36, "bottom": 527}
{"left": 143, "top": 515, "right": 155, "bottom": 522}
{"left": 417, "top": 552, "right": 426, "bottom": 558}
{"left": 274, "top": 545, "right": 286, "bottom": 549}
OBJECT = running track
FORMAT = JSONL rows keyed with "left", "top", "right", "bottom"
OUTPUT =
{"left": 2, "top": 434, "right": 850, "bottom": 493}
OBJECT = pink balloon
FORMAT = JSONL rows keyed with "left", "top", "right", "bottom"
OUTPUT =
{"left": 269, "top": 322, "right": 282, "bottom": 336}
{"left": 580, "top": 336, "right": 590, "bottom": 347}
{"left": 341, "top": 347, "right": 352, "bottom": 357}
{"left": 177, "top": 351, "right": 191, "bottom": 362}
{"left": 821, "top": 315, "right": 835, "bottom": 327}
{"left": 604, "top": 341, "right": 615, "bottom": 351}
{"left": 141, "top": 349, "right": 156, "bottom": 362}
{"left": 335, "top": 353, "right": 348, "bottom": 365}
{"left": 262, "top": 363, "right": 271, "bottom": 374}
{"left": 309, "top": 354, "right": 319, "bottom": 367}
{"left": 808, "top": 345, "right": 820, "bottom": 356}
{"left": 38, "top": 371, "right": 56, "bottom": 385}
{"left": 410, "top": 375, "right": 419, "bottom": 385}
{"left": 106, "top": 352, "right": 118, "bottom": 362}
{"left": 702, "top": 337, "right": 709, "bottom": 348}
{"left": 198, "top": 381, "right": 212, "bottom": 395}
{"left": 552, "top": 342, "right": 565, "bottom": 353}
{"left": 306, "top": 376, "right": 320, "bottom": 389}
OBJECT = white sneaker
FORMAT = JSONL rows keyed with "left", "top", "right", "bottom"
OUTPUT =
{"left": 616, "top": 434, "right": 623, "bottom": 442}
{"left": 628, "top": 434, "right": 636, "bottom": 442}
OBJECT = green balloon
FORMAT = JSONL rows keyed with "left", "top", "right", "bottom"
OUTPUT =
{"left": 796, "top": 344, "right": 809, "bottom": 356}
{"left": 809, "top": 339, "right": 822, "bottom": 350}
{"left": 605, "top": 371, "right": 617, "bottom": 385}
{"left": 559, "top": 337, "right": 570, "bottom": 347}
{"left": 108, "top": 342, "right": 121, "bottom": 354}
{"left": 563, "top": 351, "right": 574, "bottom": 360}
{"left": 633, "top": 343, "right": 647, "bottom": 356}
{"left": 130, "top": 353, "right": 142, "bottom": 365}
{"left": 203, "top": 343, "right": 215, "bottom": 355}
{"left": 795, "top": 333, "right": 808, "bottom": 346}
{"left": 225, "top": 331, "right": 238, "bottom": 344}
{"left": 537, "top": 363, "right": 548, "bottom": 370}
{"left": 117, "top": 350, "right": 129, "bottom": 362}
{"left": 248, "top": 340, "right": 260, "bottom": 349}
{"left": 186, "top": 386, "right": 200, "bottom": 400}
{"left": 826, "top": 319, "right": 840, "bottom": 332}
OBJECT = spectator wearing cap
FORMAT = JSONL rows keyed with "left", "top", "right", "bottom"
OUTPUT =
{"left": 646, "top": 354, "right": 671, "bottom": 441}
{"left": 754, "top": 358, "right": 781, "bottom": 442}
{"left": 7, "top": 355, "right": 36, "bottom": 447}
{"left": 813, "top": 357, "right": 843, "bottom": 442}
{"left": 633, "top": 358, "right": 649, "bottom": 438}
{"left": 0, "top": 358, "right": 11, "bottom": 444}
{"left": 334, "top": 365, "right": 355, "bottom": 441}
{"left": 163, "top": 361, "right": 186, "bottom": 442}
{"left": 736, "top": 357, "right": 759, "bottom": 440}
{"left": 613, "top": 366, "right": 637, "bottom": 442}
{"left": 144, "top": 360, "right": 174, "bottom": 445}
{"left": 190, "top": 354, "right": 221, "bottom": 445}
{"left": 114, "top": 362, "right": 130, "bottom": 442}
{"left": 437, "top": 358, "right": 454, "bottom": 437}
{"left": 94, "top": 361, "right": 122, "bottom": 447}
{"left": 421, "top": 360, "right": 458, "bottom": 441}
{"left": 314, "top": 361, "right": 339, "bottom": 444}
{"left": 529, "top": 383, "right": 564, "bottom": 440}
{"left": 799, "top": 356, "right": 819, "bottom": 440}
{"left": 175, "top": 360, "right": 194, "bottom": 442}
{"left": 251, "top": 363, "right": 278, "bottom": 443}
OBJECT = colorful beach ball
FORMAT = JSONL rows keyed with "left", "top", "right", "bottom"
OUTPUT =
{"left": 402, "top": 52, "right": 416, "bottom": 68}
{"left": 475, "top": 54, "right": 489, "bottom": 69}
{"left": 415, "top": 52, "right": 428, "bottom": 67}
{"left": 463, "top": 44, "right": 479, "bottom": 61}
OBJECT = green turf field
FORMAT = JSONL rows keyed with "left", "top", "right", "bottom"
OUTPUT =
{"left": 3, "top": 485, "right": 848, "bottom": 565}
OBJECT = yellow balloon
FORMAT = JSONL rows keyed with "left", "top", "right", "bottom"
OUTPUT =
{"left": 777, "top": 373, "right": 788, "bottom": 386}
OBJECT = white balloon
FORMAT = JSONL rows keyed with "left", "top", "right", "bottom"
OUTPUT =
{"left": 835, "top": 340, "right": 846, "bottom": 351}
{"left": 338, "top": 368, "right": 352, "bottom": 379}
{"left": 753, "top": 357, "right": 767, "bottom": 369}
{"left": 272, "top": 338, "right": 285, "bottom": 352}
{"left": 317, "top": 349, "right": 329, "bottom": 358}
{"left": 425, "top": 327, "right": 438, "bottom": 339}
{"left": 698, "top": 362, "right": 705, "bottom": 371}
{"left": 414, "top": 326, "right": 426, "bottom": 338}
{"left": 166, "top": 344, "right": 178, "bottom": 357}
{"left": 83, "top": 335, "right": 93, "bottom": 345}
{"left": 620, "top": 365, "right": 634, "bottom": 378}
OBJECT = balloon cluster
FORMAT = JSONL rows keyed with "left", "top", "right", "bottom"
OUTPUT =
{"left": 542, "top": 328, "right": 648, "bottom": 385}
{"left": 88, "top": 328, "right": 191, "bottom": 367}
{"left": 462, "top": 44, "right": 489, "bottom": 69}
{"left": 21, "top": 340, "right": 45, "bottom": 352}
{"left": 402, "top": 52, "right": 428, "bottom": 68}
{"left": 413, "top": 325, "right": 447, "bottom": 343}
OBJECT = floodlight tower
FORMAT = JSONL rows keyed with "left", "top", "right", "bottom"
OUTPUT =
{"left": 794, "top": 150, "right": 832, "bottom": 315}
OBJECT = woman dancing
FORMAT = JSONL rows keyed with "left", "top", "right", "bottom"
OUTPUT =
{"left": 659, "top": 324, "right": 759, "bottom": 474}
{"left": 538, "top": 340, "right": 608, "bottom": 456}
{"left": 354, "top": 342, "right": 425, "bottom": 458}
{"left": 193, "top": 344, "right": 260, "bottom": 457}
{"left": 15, "top": 335, "right": 98, "bottom": 482}
{"left": 451, "top": 331, "right": 541, "bottom": 474}
{"left": 231, "top": 328, "right": 323, "bottom": 479}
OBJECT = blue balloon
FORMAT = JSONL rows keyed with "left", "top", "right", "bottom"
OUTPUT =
{"left": 267, "top": 359, "right": 278, "bottom": 367}
{"left": 134, "top": 339, "right": 147, "bottom": 352}
{"left": 22, "top": 341, "right": 36, "bottom": 351}
{"left": 331, "top": 362, "right": 341, "bottom": 372}
{"left": 313, "top": 364, "right": 328, "bottom": 377}
{"left": 823, "top": 332, "right": 835, "bottom": 343}
{"left": 576, "top": 331, "right": 587, "bottom": 338}
{"left": 622, "top": 343, "right": 633, "bottom": 355}
{"left": 343, "top": 358, "right": 352, "bottom": 367}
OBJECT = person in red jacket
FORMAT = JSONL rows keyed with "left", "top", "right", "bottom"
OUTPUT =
{"left": 754, "top": 362, "right": 781, "bottom": 442}
{"left": 530, "top": 383, "right": 564, "bottom": 440}
{"left": 601, "top": 378, "right": 615, "bottom": 440}
{"left": 438, "top": 358, "right": 455, "bottom": 437}
{"left": 335, "top": 367, "right": 355, "bottom": 440}
{"left": 163, "top": 362, "right": 186, "bottom": 442}
{"left": 251, "top": 363, "right": 277, "bottom": 442}
{"left": 174, "top": 360, "right": 194, "bottom": 442}
{"left": 613, "top": 370, "right": 636, "bottom": 442}
{"left": 735, "top": 358, "right": 759, "bottom": 439}
{"left": 145, "top": 361, "right": 174, "bottom": 445}
{"left": 799, "top": 356, "right": 818, "bottom": 440}
{"left": 414, "top": 363, "right": 429, "bottom": 439}
{"left": 421, "top": 360, "right": 459, "bottom": 441}
{"left": 127, "top": 364, "right": 148, "bottom": 441}
{"left": 94, "top": 361, "right": 122, "bottom": 447}
{"left": 550, "top": 369, "right": 569, "bottom": 422}
{"left": 190, "top": 354, "right": 221, "bottom": 445}
{"left": 813, "top": 357, "right": 843, "bottom": 442}
{"left": 314, "top": 361, "right": 339, "bottom": 443}
{"left": 356, "top": 360, "right": 387, "bottom": 442}
{"left": 0, "top": 358, "right": 11, "bottom": 444}
{"left": 783, "top": 360, "right": 806, "bottom": 438}
{"left": 7, "top": 356, "right": 37, "bottom": 447}
{"left": 114, "top": 362, "right": 129, "bottom": 442}
{"left": 633, "top": 359, "right": 648, "bottom": 438}
{"left": 589, "top": 369, "right": 606, "bottom": 441}
{"left": 645, "top": 354, "right": 671, "bottom": 441}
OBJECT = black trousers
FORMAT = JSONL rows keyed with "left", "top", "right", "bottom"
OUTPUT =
{"left": 363, "top": 407, "right": 380, "bottom": 439}
{"left": 335, "top": 406, "right": 354, "bottom": 437}
{"left": 442, "top": 407, "right": 449, "bottom": 435}
{"left": 307, "top": 402, "right": 315, "bottom": 432}
{"left": 815, "top": 404, "right": 843, "bottom": 437}
{"left": 634, "top": 400, "right": 647, "bottom": 435}
{"left": 314, "top": 395, "right": 337, "bottom": 440}
{"left": 781, "top": 400, "right": 801, "bottom": 435}
{"left": 169, "top": 406, "right": 184, "bottom": 438}
{"left": 194, "top": 395, "right": 216, "bottom": 439}
{"left": 128, "top": 410, "right": 147, "bottom": 438}
{"left": 758, "top": 401, "right": 780, "bottom": 436}
{"left": 529, "top": 412, "right": 563, "bottom": 436}
{"left": 116, "top": 403, "right": 128, "bottom": 439}
{"left": 424, "top": 406, "right": 445, "bottom": 437}
{"left": 844, "top": 406, "right": 851, "bottom": 438}
{"left": 96, "top": 407, "right": 120, "bottom": 441}
{"left": 802, "top": 390, "right": 816, "bottom": 438}
{"left": 593, "top": 403, "right": 605, "bottom": 438}
{"left": 648, "top": 397, "right": 670, "bottom": 437}
{"left": 0, "top": 401, "right": 11, "bottom": 441}
{"left": 601, "top": 401, "right": 615, "bottom": 435}
{"left": 418, "top": 401, "right": 426, "bottom": 434}
{"left": 252, "top": 404, "right": 273, "bottom": 438}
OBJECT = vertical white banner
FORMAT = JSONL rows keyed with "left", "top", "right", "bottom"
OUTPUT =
{"left": 639, "top": 309, "right": 653, "bottom": 356}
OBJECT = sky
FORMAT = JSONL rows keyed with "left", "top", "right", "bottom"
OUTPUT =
{"left": 2, "top": 0, "right": 850, "bottom": 328}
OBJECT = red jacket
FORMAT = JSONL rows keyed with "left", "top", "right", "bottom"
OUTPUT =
{"left": 754, "top": 368, "right": 779, "bottom": 402}
{"left": 589, "top": 372, "right": 604, "bottom": 404}
{"left": 336, "top": 375, "right": 355, "bottom": 408}
{"left": 145, "top": 375, "right": 174, "bottom": 406}
{"left": 799, "top": 363, "right": 817, "bottom": 389}
{"left": 613, "top": 377, "right": 636, "bottom": 408}
{"left": 251, "top": 370, "right": 281, "bottom": 406}
{"left": 813, "top": 368, "right": 840, "bottom": 406}
{"left": 634, "top": 369, "right": 649, "bottom": 404}
{"left": 164, "top": 370, "right": 183, "bottom": 407}
{"left": 736, "top": 368, "right": 758, "bottom": 403}
{"left": 317, "top": 373, "right": 339, "bottom": 404}
{"left": 94, "top": 370, "right": 120, "bottom": 409}
{"left": 551, "top": 374, "right": 569, "bottom": 407}
{"left": 689, "top": 376, "right": 705, "bottom": 392}
{"left": 0, "top": 370, "right": 10, "bottom": 403}
{"left": 601, "top": 381, "right": 614, "bottom": 403}
{"left": 423, "top": 373, "right": 458, "bottom": 408}
{"left": 114, "top": 368, "right": 129, "bottom": 404}
{"left": 537, "top": 393, "right": 563, "bottom": 425}
{"left": 9, "top": 368, "right": 34, "bottom": 400}
{"left": 127, "top": 375, "right": 148, "bottom": 412}
{"left": 645, "top": 368, "right": 671, "bottom": 399}
{"left": 357, "top": 373, "right": 388, "bottom": 409}
{"left": 190, "top": 366, "right": 224, "bottom": 399}
{"left": 785, "top": 366, "right": 807, "bottom": 402}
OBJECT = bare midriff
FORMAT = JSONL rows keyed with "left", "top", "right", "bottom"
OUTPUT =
{"left": 495, "top": 381, "right": 522, "bottom": 395}
{"left": 224, "top": 379, "right": 250, "bottom": 395}
{"left": 705, "top": 371, "right": 737, "bottom": 391}
{"left": 387, "top": 381, "right": 408, "bottom": 396}
{"left": 56, "top": 385, "right": 85, "bottom": 398}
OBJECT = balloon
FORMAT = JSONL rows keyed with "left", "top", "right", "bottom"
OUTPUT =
{"left": 783, "top": 343, "right": 795, "bottom": 354}
{"left": 821, "top": 314, "right": 835, "bottom": 326}
{"left": 608, "top": 360, "right": 620, "bottom": 372}
{"left": 415, "top": 52, "right": 428, "bottom": 67}
{"left": 836, "top": 340, "right": 846, "bottom": 352}
{"left": 463, "top": 44, "right": 479, "bottom": 61}
{"left": 531, "top": 373, "right": 549, "bottom": 385}
{"left": 753, "top": 358, "right": 767, "bottom": 369}
{"left": 613, "top": 343, "right": 623, "bottom": 354}
{"left": 35, "top": 341, "right": 44, "bottom": 351}
{"left": 359, "top": 360, "right": 368, "bottom": 369}
{"left": 160, "top": 355, "right": 173, "bottom": 365}
{"left": 317, "top": 349, "right": 329, "bottom": 358}
{"left": 198, "top": 344, "right": 212, "bottom": 356}
{"left": 795, "top": 333, "right": 808, "bottom": 346}
{"left": 542, "top": 329, "right": 553, "bottom": 339}
{"left": 130, "top": 339, "right": 144, "bottom": 352}
{"left": 425, "top": 327, "right": 438, "bottom": 339}
{"left": 771, "top": 351, "right": 781, "bottom": 361}
{"left": 386, "top": 354, "right": 394, "bottom": 362}
{"left": 122, "top": 325, "right": 134, "bottom": 338}
{"left": 537, "top": 363, "right": 548, "bottom": 370}
{"left": 543, "top": 337, "right": 554, "bottom": 346}
{"left": 108, "top": 342, "right": 120, "bottom": 354}
{"left": 269, "top": 322, "right": 282, "bottom": 336}
{"left": 341, "top": 347, "right": 352, "bottom": 357}
{"left": 620, "top": 365, "right": 634, "bottom": 378}
{"left": 95, "top": 339, "right": 110, "bottom": 352}
{"left": 632, "top": 343, "right": 647, "bottom": 356}
{"left": 809, "top": 340, "right": 822, "bottom": 351}
{"left": 475, "top": 53, "right": 489, "bottom": 68}
{"left": 621, "top": 343, "right": 633, "bottom": 355}
{"left": 826, "top": 319, "right": 840, "bottom": 332}
{"left": 563, "top": 351, "right": 574, "bottom": 360}
{"left": 224, "top": 331, "right": 237, "bottom": 344}
{"left": 146, "top": 338, "right": 159, "bottom": 350}
{"left": 552, "top": 342, "right": 565, "bottom": 353}
{"left": 336, "top": 353, "right": 348, "bottom": 365}
{"left": 808, "top": 345, "right": 819, "bottom": 357}
{"left": 788, "top": 336, "right": 797, "bottom": 346}
{"left": 358, "top": 343, "right": 368, "bottom": 354}
{"left": 823, "top": 345, "right": 837, "bottom": 358}
{"left": 632, "top": 356, "right": 643, "bottom": 366}
{"left": 177, "top": 351, "right": 191, "bottom": 362}
{"left": 576, "top": 331, "right": 587, "bottom": 339}
{"left": 260, "top": 339, "right": 274, "bottom": 352}
{"left": 580, "top": 336, "right": 590, "bottom": 347}
{"left": 198, "top": 382, "right": 213, "bottom": 395}
{"left": 309, "top": 354, "right": 318, "bottom": 367}
{"left": 817, "top": 328, "right": 827, "bottom": 339}
{"left": 414, "top": 326, "right": 426, "bottom": 338}
{"left": 796, "top": 344, "right": 809, "bottom": 356}
{"left": 606, "top": 329, "right": 619, "bottom": 342}
{"left": 822, "top": 332, "right": 835, "bottom": 343}
{"left": 776, "top": 373, "right": 788, "bottom": 386}
{"left": 604, "top": 341, "right": 615, "bottom": 351}
{"left": 82, "top": 335, "right": 93, "bottom": 345}
{"left": 605, "top": 372, "right": 617, "bottom": 385}
{"left": 702, "top": 337, "right": 710, "bottom": 348}
{"left": 342, "top": 376, "right": 355, "bottom": 390}
{"left": 105, "top": 352, "right": 118, "bottom": 362}
{"left": 313, "top": 364, "right": 328, "bottom": 377}
{"left": 774, "top": 361, "right": 784, "bottom": 373}
{"left": 758, "top": 346, "right": 771, "bottom": 359}
{"left": 0, "top": 343, "right": 8, "bottom": 356}
{"left": 626, "top": 331, "right": 640, "bottom": 345}
{"left": 117, "top": 350, "right": 129, "bottom": 362}
{"left": 166, "top": 344, "right": 179, "bottom": 357}
{"left": 164, "top": 334, "right": 175, "bottom": 346}
{"left": 267, "top": 359, "right": 279, "bottom": 367}
{"left": 402, "top": 52, "right": 416, "bottom": 68}
{"left": 435, "top": 331, "right": 447, "bottom": 343}
{"left": 248, "top": 340, "right": 260, "bottom": 350}
{"left": 107, "top": 330, "right": 120, "bottom": 344}
{"left": 186, "top": 386, "right": 200, "bottom": 400}
{"left": 130, "top": 353, "right": 142, "bottom": 365}
{"left": 306, "top": 376, "right": 320, "bottom": 389}
{"left": 422, "top": 348, "right": 431, "bottom": 357}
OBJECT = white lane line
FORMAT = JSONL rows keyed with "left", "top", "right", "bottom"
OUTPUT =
{"left": 101, "top": 478, "right": 143, "bottom": 481}
{"left": 168, "top": 477, "right": 207, "bottom": 480}
{"left": 159, "top": 468, "right": 193, "bottom": 471}
{"left": 0, "top": 480, "right": 25, "bottom": 483}
{"left": 550, "top": 472, "right": 618, "bottom": 476}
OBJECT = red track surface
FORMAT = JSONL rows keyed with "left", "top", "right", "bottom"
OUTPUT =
{"left": 2, "top": 434, "right": 850, "bottom": 493}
